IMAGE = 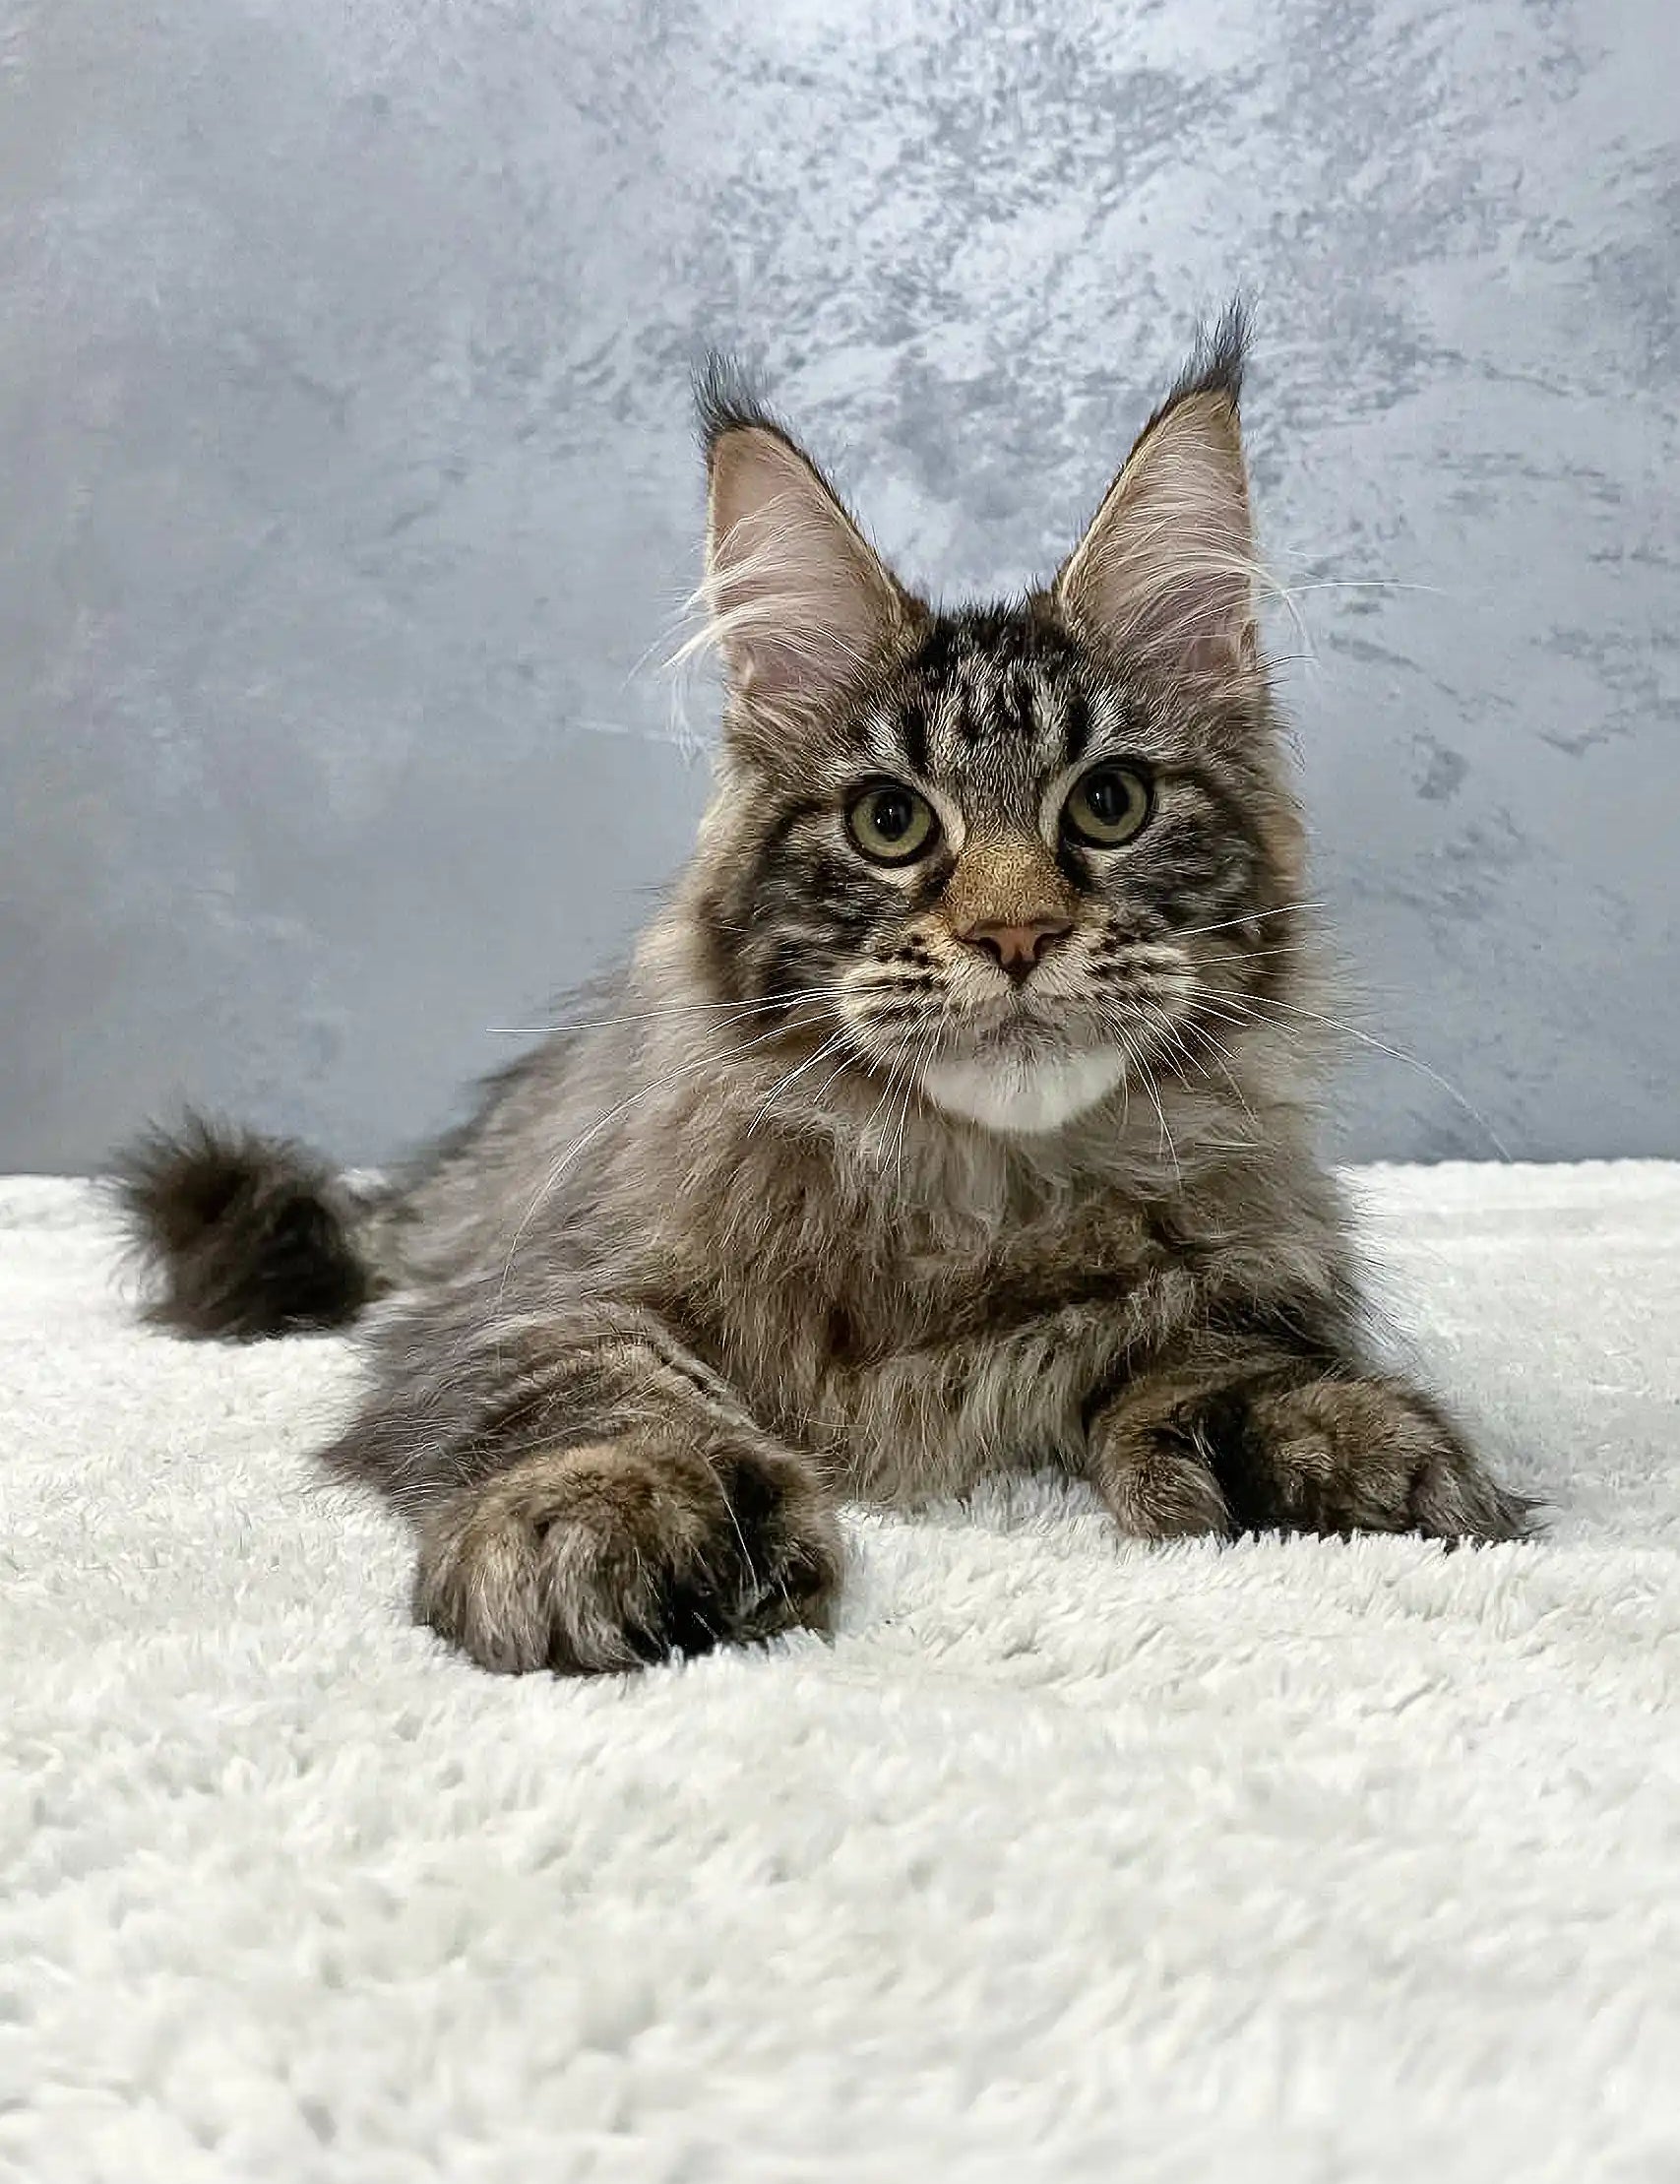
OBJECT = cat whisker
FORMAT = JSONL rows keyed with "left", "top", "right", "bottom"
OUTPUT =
{"left": 857, "top": 1035, "right": 911, "bottom": 1145}
{"left": 1135, "top": 997, "right": 1259, "bottom": 1133}
{"left": 745, "top": 1029, "right": 857, "bottom": 1137}
{"left": 850, "top": 1014, "right": 932, "bottom": 1186}
{"left": 1188, "top": 990, "right": 1512, "bottom": 1159}
{"left": 486, "top": 984, "right": 847, "bottom": 1038}
{"left": 1107, "top": 1020, "right": 1182, "bottom": 1189}
{"left": 889, "top": 1024, "right": 941, "bottom": 1204}
{"left": 808, "top": 1051, "right": 868, "bottom": 1113}
{"left": 1259, "top": 572, "right": 1450, "bottom": 599}
{"left": 1168, "top": 900, "right": 1325, "bottom": 943}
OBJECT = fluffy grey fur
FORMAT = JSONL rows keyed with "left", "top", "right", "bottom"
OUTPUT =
{"left": 119, "top": 311, "right": 1530, "bottom": 1675}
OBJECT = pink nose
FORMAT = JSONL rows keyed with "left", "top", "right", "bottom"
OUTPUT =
{"left": 959, "top": 916, "right": 1073, "bottom": 979}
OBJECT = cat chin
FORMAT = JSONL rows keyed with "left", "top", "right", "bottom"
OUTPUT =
{"left": 919, "top": 1044, "right": 1128, "bottom": 1136}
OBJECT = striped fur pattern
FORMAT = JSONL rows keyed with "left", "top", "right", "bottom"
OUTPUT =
{"left": 119, "top": 311, "right": 1529, "bottom": 1674}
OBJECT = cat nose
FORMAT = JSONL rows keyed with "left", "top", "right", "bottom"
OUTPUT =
{"left": 958, "top": 915, "right": 1074, "bottom": 980}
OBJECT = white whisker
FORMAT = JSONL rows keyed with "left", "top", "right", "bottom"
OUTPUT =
{"left": 745, "top": 1029, "right": 856, "bottom": 1137}
{"left": 1169, "top": 901, "right": 1324, "bottom": 943}
{"left": 485, "top": 984, "right": 846, "bottom": 1039}
{"left": 1191, "top": 989, "right": 1512, "bottom": 1159}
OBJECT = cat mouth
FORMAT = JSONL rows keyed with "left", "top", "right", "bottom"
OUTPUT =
{"left": 859, "top": 992, "right": 1124, "bottom": 1082}
{"left": 967, "top": 1014, "right": 1059, "bottom": 1054}
{"left": 954, "top": 997, "right": 1100, "bottom": 1058}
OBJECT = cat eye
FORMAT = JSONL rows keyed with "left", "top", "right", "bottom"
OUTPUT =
{"left": 846, "top": 780, "right": 940, "bottom": 865}
{"left": 1061, "top": 763, "right": 1151, "bottom": 848}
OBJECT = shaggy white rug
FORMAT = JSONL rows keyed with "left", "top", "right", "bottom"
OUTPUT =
{"left": 2, "top": 1165, "right": 1677, "bottom": 2183}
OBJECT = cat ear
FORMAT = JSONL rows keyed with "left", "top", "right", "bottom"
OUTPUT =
{"left": 698, "top": 362, "right": 912, "bottom": 718}
{"left": 1054, "top": 305, "right": 1261, "bottom": 693}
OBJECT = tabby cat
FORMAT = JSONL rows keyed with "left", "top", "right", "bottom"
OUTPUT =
{"left": 120, "top": 309, "right": 1528, "bottom": 1674}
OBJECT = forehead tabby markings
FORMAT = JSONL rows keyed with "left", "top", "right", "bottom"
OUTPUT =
{"left": 892, "top": 613, "right": 1113, "bottom": 782}
{"left": 899, "top": 699, "right": 929, "bottom": 775}
{"left": 1061, "top": 689, "right": 1091, "bottom": 765}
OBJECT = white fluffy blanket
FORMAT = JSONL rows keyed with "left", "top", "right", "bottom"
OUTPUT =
{"left": 2, "top": 1166, "right": 1677, "bottom": 2181}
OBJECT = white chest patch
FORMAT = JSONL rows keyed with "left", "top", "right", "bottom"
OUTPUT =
{"left": 920, "top": 1044, "right": 1128, "bottom": 1136}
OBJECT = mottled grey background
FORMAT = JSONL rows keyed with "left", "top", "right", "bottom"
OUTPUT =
{"left": 3, "top": 0, "right": 1676, "bottom": 1170}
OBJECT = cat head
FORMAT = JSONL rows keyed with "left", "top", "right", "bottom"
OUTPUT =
{"left": 683, "top": 306, "right": 1308, "bottom": 1138}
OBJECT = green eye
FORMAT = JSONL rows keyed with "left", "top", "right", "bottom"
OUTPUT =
{"left": 1062, "top": 764, "right": 1151, "bottom": 848}
{"left": 846, "top": 781, "right": 940, "bottom": 865}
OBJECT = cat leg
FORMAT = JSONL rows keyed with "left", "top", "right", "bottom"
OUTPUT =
{"left": 324, "top": 1308, "right": 842, "bottom": 1674}
{"left": 1086, "top": 1355, "right": 1532, "bottom": 1545}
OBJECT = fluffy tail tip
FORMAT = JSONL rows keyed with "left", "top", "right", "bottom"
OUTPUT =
{"left": 111, "top": 1114, "right": 374, "bottom": 1340}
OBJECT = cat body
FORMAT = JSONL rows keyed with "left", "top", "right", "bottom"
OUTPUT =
{"left": 355, "top": 908, "right": 1347, "bottom": 1511}
{"left": 120, "top": 311, "right": 1528, "bottom": 1673}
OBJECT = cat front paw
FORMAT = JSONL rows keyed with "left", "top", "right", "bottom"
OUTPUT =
{"left": 412, "top": 1438, "right": 842, "bottom": 1674}
{"left": 1223, "top": 1376, "right": 1535, "bottom": 1542}
{"left": 1093, "top": 1371, "right": 1534, "bottom": 1546}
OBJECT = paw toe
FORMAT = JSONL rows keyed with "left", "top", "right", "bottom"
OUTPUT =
{"left": 414, "top": 1440, "right": 841, "bottom": 1675}
{"left": 1107, "top": 1446, "right": 1233, "bottom": 1540}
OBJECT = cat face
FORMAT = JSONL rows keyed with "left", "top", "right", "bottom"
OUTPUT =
{"left": 688, "top": 311, "right": 1306, "bottom": 1136}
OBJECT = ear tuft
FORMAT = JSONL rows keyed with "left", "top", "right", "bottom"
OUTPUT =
{"left": 1055, "top": 298, "right": 1263, "bottom": 695}
{"left": 1151, "top": 294, "right": 1249, "bottom": 424}
{"left": 693, "top": 351, "right": 779, "bottom": 457}
{"left": 696, "top": 366, "right": 912, "bottom": 718}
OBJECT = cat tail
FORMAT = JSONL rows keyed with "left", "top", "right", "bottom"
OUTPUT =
{"left": 110, "top": 1112, "right": 389, "bottom": 1341}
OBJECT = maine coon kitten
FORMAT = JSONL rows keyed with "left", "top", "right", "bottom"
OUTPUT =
{"left": 119, "top": 309, "right": 1529, "bottom": 1674}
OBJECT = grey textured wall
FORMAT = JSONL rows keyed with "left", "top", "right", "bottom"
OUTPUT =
{"left": 3, "top": 0, "right": 1676, "bottom": 1170}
